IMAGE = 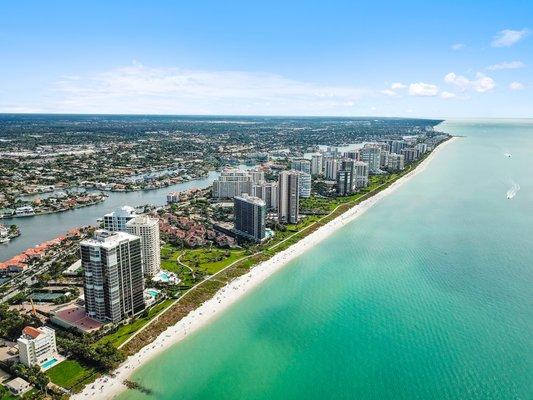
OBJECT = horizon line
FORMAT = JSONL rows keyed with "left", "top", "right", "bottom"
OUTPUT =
{"left": 0, "top": 112, "right": 531, "bottom": 121}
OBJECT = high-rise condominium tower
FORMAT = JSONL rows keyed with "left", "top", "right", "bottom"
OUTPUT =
{"left": 104, "top": 205, "right": 136, "bottom": 232}
{"left": 234, "top": 194, "right": 267, "bottom": 242}
{"left": 126, "top": 215, "right": 161, "bottom": 276}
{"left": 81, "top": 230, "right": 145, "bottom": 323}
{"left": 278, "top": 170, "right": 300, "bottom": 224}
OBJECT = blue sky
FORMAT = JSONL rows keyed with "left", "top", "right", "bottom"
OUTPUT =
{"left": 0, "top": 0, "right": 531, "bottom": 117}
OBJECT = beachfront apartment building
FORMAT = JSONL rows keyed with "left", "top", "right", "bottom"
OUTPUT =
{"left": 126, "top": 215, "right": 161, "bottom": 276}
{"left": 390, "top": 140, "right": 407, "bottom": 154}
{"left": 17, "top": 326, "right": 58, "bottom": 368}
{"left": 291, "top": 159, "right": 312, "bottom": 198}
{"left": 233, "top": 194, "right": 266, "bottom": 242}
{"left": 324, "top": 157, "right": 340, "bottom": 180}
{"left": 380, "top": 150, "right": 390, "bottom": 168}
{"left": 401, "top": 147, "right": 418, "bottom": 163}
{"left": 344, "top": 151, "right": 359, "bottom": 160}
{"left": 252, "top": 181, "right": 279, "bottom": 211}
{"left": 360, "top": 145, "right": 381, "bottom": 173}
{"left": 291, "top": 158, "right": 311, "bottom": 175}
{"left": 297, "top": 172, "right": 312, "bottom": 198}
{"left": 354, "top": 161, "right": 369, "bottom": 188}
{"left": 248, "top": 168, "right": 266, "bottom": 185}
{"left": 310, "top": 154, "right": 323, "bottom": 175}
{"left": 387, "top": 153, "right": 405, "bottom": 171}
{"left": 278, "top": 170, "right": 300, "bottom": 224}
{"left": 336, "top": 159, "right": 357, "bottom": 195}
{"left": 81, "top": 230, "right": 145, "bottom": 324}
{"left": 336, "top": 169, "right": 353, "bottom": 196}
{"left": 104, "top": 205, "right": 137, "bottom": 232}
{"left": 212, "top": 169, "right": 253, "bottom": 199}
{"left": 415, "top": 143, "right": 428, "bottom": 155}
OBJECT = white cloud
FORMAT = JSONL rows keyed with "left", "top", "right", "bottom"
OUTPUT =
{"left": 472, "top": 73, "right": 496, "bottom": 92}
{"left": 440, "top": 91, "right": 457, "bottom": 99}
{"left": 451, "top": 43, "right": 465, "bottom": 50}
{"left": 50, "top": 63, "right": 371, "bottom": 115}
{"left": 444, "top": 72, "right": 470, "bottom": 91}
{"left": 408, "top": 82, "right": 439, "bottom": 97}
{"left": 487, "top": 61, "right": 525, "bottom": 71}
{"left": 509, "top": 82, "right": 524, "bottom": 90}
{"left": 491, "top": 29, "right": 529, "bottom": 47}
{"left": 390, "top": 82, "right": 406, "bottom": 90}
{"left": 444, "top": 72, "right": 495, "bottom": 93}
{"left": 381, "top": 89, "right": 398, "bottom": 97}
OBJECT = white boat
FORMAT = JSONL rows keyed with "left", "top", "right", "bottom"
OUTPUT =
{"left": 14, "top": 206, "right": 35, "bottom": 217}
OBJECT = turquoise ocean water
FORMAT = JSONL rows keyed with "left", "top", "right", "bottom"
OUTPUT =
{"left": 117, "top": 120, "right": 532, "bottom": 400}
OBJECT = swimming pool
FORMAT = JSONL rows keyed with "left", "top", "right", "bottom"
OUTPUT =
{"left": 159, "top": 272, "right": 170, "bottom": 282}
{"left": 41, "top": 357, "right": 58, "bottom": 370}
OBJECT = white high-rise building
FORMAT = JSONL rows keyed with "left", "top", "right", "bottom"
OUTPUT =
{"left": 387, "top": 153, "right": 405, "bottom": 171}
{"left": 291, "top": 159, "right": 311, "bottom": 175}
{"left": 354, "top": 161, "right": 369, "bottom": 188}
{"left": 104, "top": 205, "right": 136, "bottom": 232}
{"left": 310, "top": 154, "right": 323, "bottom": 175}
{"left": 401, "top": 147, "right": 418, "bottom": 163}
{"left": 252, "top": 181, "right": 279, "bottom": 211}
{"left": 126, "top": 215, "right": 161, "bottom": 276}
{"left": 248, "top": 169, "right": 265, "bottom": 184}
{"left": 81, "top": 230, "right": 145, "bottom": 323}
{"left": 212, "top": 169, "right": 253, "bottom": 199}
{"left": 324, "top": 157, "right": 340, "bottom": 180}
{"left": 359, "top": 145, "right": 381, "bottom": 173}
{"left": 298, "top": 172, "right": 312, "bottom": 198}
{"left": 390, "top": 140, "right": 407, "bottom": 154}
{"left": 17, "top": 326, "right": 58, "bottom": 368}
{"left": 415, "top": 143, "right": 428, "bottom": 155}
{"left": 380, "top": 150, "right": 390, "bottom": 168}
{"left": 278, "top": 170, "right": 300, "bottom": 224}
{"left": 344, "top": 151, "right": 359, "bottom": 160}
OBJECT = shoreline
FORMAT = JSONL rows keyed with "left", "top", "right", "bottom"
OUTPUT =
{"left": 73, "top": 137, "right": 457, "bottom": 400}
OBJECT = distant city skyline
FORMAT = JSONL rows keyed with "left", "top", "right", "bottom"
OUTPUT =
{"left": 0, "top": 1, "right": 531, "bottom": 118}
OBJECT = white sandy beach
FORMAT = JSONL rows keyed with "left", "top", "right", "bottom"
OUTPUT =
{"left": 72, "top": 137, "right": 457, "bottom": 400}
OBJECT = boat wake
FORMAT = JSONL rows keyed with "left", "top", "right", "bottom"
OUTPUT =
{"left": 506, "top": 183, "right": 520, "bottom": 199}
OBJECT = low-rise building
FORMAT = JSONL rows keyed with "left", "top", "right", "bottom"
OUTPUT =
{"left": 17, "top": 326, "right": 57, "bottom": 368}
{"left": 5, "top": 377, "right": 32, "bottom": 396}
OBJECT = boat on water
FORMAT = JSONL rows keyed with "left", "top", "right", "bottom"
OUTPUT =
{"left": 14, "top": 206, "right": 35, "bottom": 217}
{"left": 506, "top": 183, "right": 520, "bottom": 199}
{"left": 504, "top": 153, "right": 512, "bottom": 158}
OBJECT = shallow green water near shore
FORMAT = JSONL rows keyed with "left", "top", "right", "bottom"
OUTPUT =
{"left": 118, "top": 120, "right": 532, "bottom": 400}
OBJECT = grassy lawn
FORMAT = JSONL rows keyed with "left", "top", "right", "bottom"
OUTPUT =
{"left": 46, "top": 359, "right": 98, "bottom": 392}
{"left": 180, "top": 248, "right": 244, "bottom": 274}
{"left": 98, "top": 299, "right": 174, "bottom": 347}
{"left": 0, "top": 386, "right": 17, "bottom": 400}
{"left": 160, "top": 244, "right": 184, "bottom": 272}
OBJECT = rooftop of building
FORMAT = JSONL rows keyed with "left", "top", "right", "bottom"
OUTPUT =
{"left": 126, "top": 214, "right": 159, "bottom": 227}
{"left": 21, "top": 326, "right": 42, "bottom": 339}
{"left": 5, "top": 377, "right": 31, "bottom": 392}
{"left": 80, "top": 229, "right": 139, "bottom": 249}
{"left": 104, "top": 205, "right": 136, "bottom": 218}
{"left": 234, "top": 194, "right": 266, "bottom": 207}
{"left": 51, "top": 303, "right": 103, "bottom": 333}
